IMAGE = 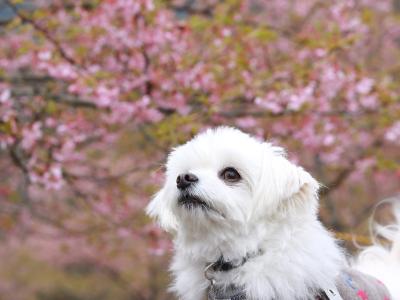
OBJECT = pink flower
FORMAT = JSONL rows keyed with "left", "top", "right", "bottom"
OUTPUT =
{"left": 0, "top": 88, "right": 10, "bottom": 103}
{"left": 315, "top": 48, "right": 327, "bottom": 58}
{"left": 38, "top": 50, "right": 52, "bottom": 61}
{"left": 322, "top": 134, "right": 335, "bottom": 146}
{"left": 255, "top": 95, "right": 283, "bottom": 114}
{"left": 95, "top": 85, "right": 120, "bottom": 108}
{"left": 21, "top": 122, "right": 43, "bottom": 150}
{"left": 356, "top": 78, "right": 374, "bottom": 95}
{"left": 360, "top": 94, "right": 378, "bottom": 110}
{"left": 236, "top": 117, "right": 257, "bottom": 129}
{"left": 385, "top": 122, "right": 400, "bottom": 144}
{"left": 287, "top": 83, "right": 315, "bottom": 111}
{"left": 221, "top": 28, "right": 232, "bottom": 37}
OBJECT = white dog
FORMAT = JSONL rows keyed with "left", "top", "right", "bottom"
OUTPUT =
{"left": 147, "top": 127, "right": 399, "bottom": 300}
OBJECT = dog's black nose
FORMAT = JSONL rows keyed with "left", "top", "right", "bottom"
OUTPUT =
{"left": 176, "top": 173, "right": 198, "bottom": 190}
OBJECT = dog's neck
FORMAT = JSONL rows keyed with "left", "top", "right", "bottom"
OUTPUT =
{"left": 176, "top": 218, "right": 267, "bottom": 263}
{"left": 171, "top": 215, "right": 346, "bottom": 300}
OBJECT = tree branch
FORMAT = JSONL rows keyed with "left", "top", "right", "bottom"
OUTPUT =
{"left": 320, "top": 139, "right": 383, "bottom": 197}
{"left": 9, "top": 144, "right": 29, "bottom": 176}
{"left": 5, "top": 0, "right": 80, "bottom": 67}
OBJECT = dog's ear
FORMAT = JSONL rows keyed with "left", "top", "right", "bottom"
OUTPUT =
{"left": 258, "top": 144, "right": 320, "bottom": 214}
{"left": 283, "top": 164, "right": 320, "bottom": 206}
{"left": 146, "top": 187, "right": 178, "bottom": 233}
{"left": 280, "top": 159, "right": 319, "bottom": 203}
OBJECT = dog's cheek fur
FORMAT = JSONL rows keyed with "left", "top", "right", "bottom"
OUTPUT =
{"left": 146, "top": 187, "right": 178, "bottom": 233}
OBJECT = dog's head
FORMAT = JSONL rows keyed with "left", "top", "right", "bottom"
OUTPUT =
{"left": 146, "top": 127, "right": 319, "bottom": 233}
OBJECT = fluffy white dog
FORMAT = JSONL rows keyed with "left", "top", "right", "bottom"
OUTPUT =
{"left": 146, "top": 127, "right": 399, "bottom": 300}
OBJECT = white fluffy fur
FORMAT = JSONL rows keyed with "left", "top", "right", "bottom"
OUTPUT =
{"left": 146, "top": 127, "right": 397, "bottom": 300}
{"left": 353, "top": 201, "right": 400, "bottom": 299}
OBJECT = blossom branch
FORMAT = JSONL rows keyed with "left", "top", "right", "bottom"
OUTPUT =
{"left": 4, "top": 0, "right": 79, "bottom": 67}
{"left": 320, "top": 139, "right": 384, "bottom": 197}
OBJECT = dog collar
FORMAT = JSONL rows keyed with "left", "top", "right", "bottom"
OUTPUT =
{"left": 208, "top": 283, "right": 246, "bottom": 300}
{"left": 205, "top": 249, "right": 263, "bottom": 274}
{"left": 204, "top": 249, "right": 263, "bottom": 298}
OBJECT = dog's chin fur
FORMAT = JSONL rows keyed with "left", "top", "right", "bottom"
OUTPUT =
{"left": 147, "top": 127, "right": 346, "bottom": 300}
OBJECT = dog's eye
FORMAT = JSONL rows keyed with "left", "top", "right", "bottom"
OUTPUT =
{"left": 220, "top": 167, "right": 241, "bottom": 183}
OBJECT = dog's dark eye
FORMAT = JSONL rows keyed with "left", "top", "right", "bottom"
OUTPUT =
{"left": 220, "top": 167, "right": 241, "bottom": 183}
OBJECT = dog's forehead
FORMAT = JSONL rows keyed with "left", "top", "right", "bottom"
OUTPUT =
{"left": 167, "top": 127, "right": 263, "bottom": 172}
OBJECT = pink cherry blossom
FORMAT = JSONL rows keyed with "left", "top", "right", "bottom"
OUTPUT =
{"left": 385, "top": 122, "right": 400, "bottom": 144}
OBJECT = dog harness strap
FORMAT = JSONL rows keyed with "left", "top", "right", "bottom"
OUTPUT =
{"left": 316, "top": 287, "right": 343, "bottom": 300}
{"left": 320, "top": 283, "right": 343, "bottom": 300}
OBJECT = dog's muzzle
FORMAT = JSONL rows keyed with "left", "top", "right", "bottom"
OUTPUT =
{"left": 178, "top": 193, "right": 211, "bottom": 210}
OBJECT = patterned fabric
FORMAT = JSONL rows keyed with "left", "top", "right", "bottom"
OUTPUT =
{"left": 208, "top": 285, "right": 331, "bottom": 300}
{"left": 335, "top": 269, "right": 391, "bottom": 300}
{"left": 207, "top": 268, "right": 392, "bottom": 300}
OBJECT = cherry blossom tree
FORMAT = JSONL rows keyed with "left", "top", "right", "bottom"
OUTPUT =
{"left": 0, "top": 0, "right": 399, "bottom": 298}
